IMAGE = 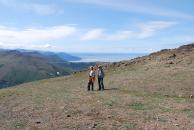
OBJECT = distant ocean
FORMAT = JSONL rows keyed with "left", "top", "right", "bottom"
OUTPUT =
{"left": 70, "top": 53, "right": 147, "bottom": 62}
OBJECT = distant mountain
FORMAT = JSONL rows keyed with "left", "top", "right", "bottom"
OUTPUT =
{"left": 42, "top": 52, "right": 81, "bottom": 61}
{"left": 16, "top": 49, "right": 82, "bottom": 61}
{"left": 0, "top": 50, "right": 94, "bottom": 88}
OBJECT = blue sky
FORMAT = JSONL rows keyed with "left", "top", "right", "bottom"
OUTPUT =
{"left": 0, "top": 0, "right": 194, "bottom": 53}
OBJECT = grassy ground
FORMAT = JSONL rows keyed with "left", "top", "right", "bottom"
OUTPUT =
{"left": 1, "top": 58, "right": 194, "bottom": 130}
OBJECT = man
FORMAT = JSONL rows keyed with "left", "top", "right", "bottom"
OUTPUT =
{"left": 87, "top": 66, "right": 95, "bottom": 91}
{"left": 97, "top": 65, "right": 105, "bottom": 91}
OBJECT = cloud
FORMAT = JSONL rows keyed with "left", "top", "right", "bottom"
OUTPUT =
{"left": 81, "top": 21, "right": 176, "bottom": 41}
{"left": 65, "top": 0, "right": 194, "bottom": 19}
{"left": 28, "top": 4, "right": 64, "bottom": 15}
{"left": 106, "top": 30, "right": 133, "bottom": 40}
{"left": 81, "top": 29, "right": 133, "bottom": 41}
{"left": 0, "top": 42, "right": 56, "bottom": 50}
{"left": 0, "top": 25, "right": 77, "bottom": 44}
{"left": 0, "top": 0, "right": 64, "bottom": 15}
{"left": 0, "top": 24, "right": 77, "bottom": 50}
{"left": 0, "top": 25, "right": 76, "bottom": 51}
{"left": 137, "top": 21, "right": 177, "bottom": 38}
{"left": 81, "top": 29, "right": 104, "bottom": 40}
{"left": 1, "top": 0, "right": 193, "bottom": 18}
{"left": 0, "top": 21, "right": 177, "bottom": 51}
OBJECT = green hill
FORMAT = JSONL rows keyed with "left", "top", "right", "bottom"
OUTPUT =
{"left": 0, "top": 44, "right": 194, "bottom": 130}
{"left": 0, "top": 50, "right": 93, "bottom": 88}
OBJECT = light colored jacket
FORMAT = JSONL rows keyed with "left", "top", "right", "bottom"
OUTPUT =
{"left": 89, "top": 70, "right": 95, "bottom": 82}
{"left": 89, "top": 70, "right": 95, "bottom": 77}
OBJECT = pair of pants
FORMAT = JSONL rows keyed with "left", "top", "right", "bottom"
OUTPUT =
{"left": 88, "top": 79, "right": 94, "bottom": 91}
{"left": 98, "top": 78, "right": 104, "bottom": 90}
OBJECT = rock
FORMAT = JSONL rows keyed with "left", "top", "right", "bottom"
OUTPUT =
{"left": 92, "top": 123, "right": 98, "bottom": 128}
{"left": 67, "top": 114, "right": 71, "bottom": 117}
{"left": 190, "top": 95, "right": 193, "bottom": 99}
{"left": 174, "top": 124, "right": 179, "bottom": 127}
{"left": 166, "top": 61, "right": 174, "bottom": 64}
{"left": 164, "top": 94, "right": 170, "bottom": 97}
{"left": 35, "top": 121, "right": 41, "bottom": 124}
{"left": 169, "top": 54, "right": 176, "bottom": 59}
{"left": 107, "top": 115, "right": 112, "bottom": 118}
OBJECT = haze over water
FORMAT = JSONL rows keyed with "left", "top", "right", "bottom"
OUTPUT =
{"left": 70, "top": 53, "right": 147, "bottom": 62}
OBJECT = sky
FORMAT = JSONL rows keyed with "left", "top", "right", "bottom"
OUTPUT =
{"left": 0, "top": 0, "right": 194, "bottom": 53}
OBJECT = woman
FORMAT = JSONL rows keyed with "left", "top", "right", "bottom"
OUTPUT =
{"left": 87, "top": 66, "right": 95, "bottom": 91}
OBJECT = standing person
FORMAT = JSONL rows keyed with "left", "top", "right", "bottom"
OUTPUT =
{"left": 87, "top": 66, "right": 95, "bottom": 91}
{"left": 97, "top": 65, "right": 105, "bottom": 91}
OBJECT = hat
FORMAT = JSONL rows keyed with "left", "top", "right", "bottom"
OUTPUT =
{"left": 98, "top": 65, "right": 102, "bottom": 68}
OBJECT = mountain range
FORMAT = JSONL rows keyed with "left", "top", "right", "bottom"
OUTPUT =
{"left": 0, "top": 49, "right": 93, "bottom": 88}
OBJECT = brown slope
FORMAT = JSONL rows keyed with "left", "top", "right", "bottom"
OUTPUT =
{"left": 0, "top": 44, "right": 194, "bottom": 130}
{"left": 102, "top": 43, "right": 194, "bottom": 69}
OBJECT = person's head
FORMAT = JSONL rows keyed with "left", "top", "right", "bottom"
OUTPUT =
{"left": 98, "top": 65, "right": 102, "bottom": 69}
{"left": 90, "top": 66, "right": 94, "bottom": 70}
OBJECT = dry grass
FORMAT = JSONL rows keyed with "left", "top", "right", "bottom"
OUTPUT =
{"left": 1, "top": 47, "right": 194, "bottom": 130}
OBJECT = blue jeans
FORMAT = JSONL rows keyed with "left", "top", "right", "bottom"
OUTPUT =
{"left": 98, "top": 78, "right": 104, "bottom": 90}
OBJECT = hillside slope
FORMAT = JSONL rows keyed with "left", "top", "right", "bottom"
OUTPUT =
{"left": 0, "top": 44, "right": 194, "bottom": 130}
{"left": 0, "top": 50, "right": 93, "bottom": 88}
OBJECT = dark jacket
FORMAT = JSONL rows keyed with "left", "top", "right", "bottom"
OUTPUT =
{"left": 97, "top": 68, "right": 104, "bottom": 78}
